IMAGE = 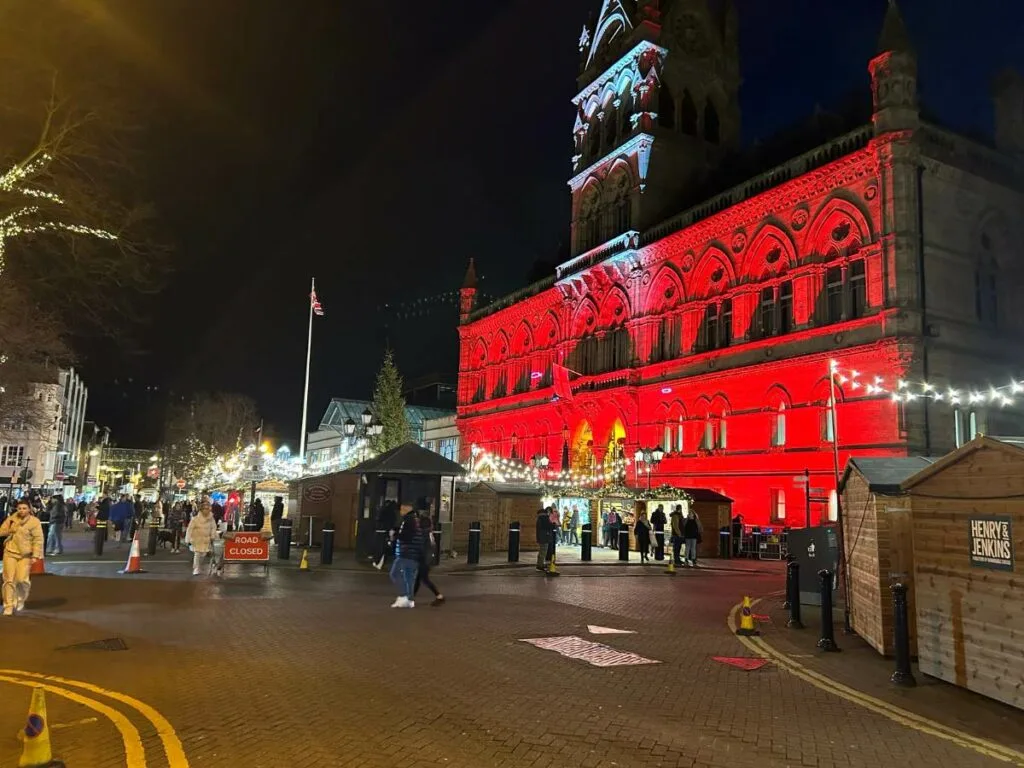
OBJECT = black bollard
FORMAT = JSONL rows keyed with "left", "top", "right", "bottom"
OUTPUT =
{"left": 433, "top": 525, "right": 443, "bottom": 567}
{"left": 277, "top": 520, "right": 292, "bottom": 560}
{"left": 320, "top": 523, "right": 335, "bottom": 566}
{"left": 890, "top": 583, "right": 916, "bottom": 686}
{"left": 244, "top": 522, "right": 259, "bottom": 532}
{"left": 147, "top": 523, "right": 158, "bottom": 557}
{"left": 719, "top": 528, "right": 731, "bottom": 559}
{"left": 618, "top": 528, "right": 629, "bottom": 562}
{"left": 783, "top": 554, "right": 794, "bottom": 609}
{"left": 373, "top": 528, "right": 387, "bottom": 564}
{"left": 817, "top": 569, "right": 840, "bottom": 652}
{"left": 752, "top": 528, "right": 762, "bottom": 560}
{"left": 654, "top": 530, "right": 665, "bottom": 561}
{"left": 93, "top": 521, "right": 106, "bottom": 557}
{"left": 786, "top": 561, "right": 804, "bottom": 629}
{"left": 581, "top": 523, "right": 592, "bottom": 562}
{"left": 40, "top": 520, "right": 50, "bottom": 553}
{"left": 507, "top": 521, "right": 520, "bottom": 563}
{"left": 467, "top": 521, "right": 481, "bottom": 565}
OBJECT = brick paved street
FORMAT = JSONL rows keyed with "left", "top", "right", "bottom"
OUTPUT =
{"left": 1, "top": 561, "right": 1021, "bottom": 768}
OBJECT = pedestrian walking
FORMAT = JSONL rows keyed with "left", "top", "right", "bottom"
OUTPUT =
{"left": 46, "top": 496, "right": 66, "bottom": 555}
{"left": 535, "top": 507, "right": 552, "bottom": 571}
{"left": 270, "top": 496, "right": 284, "bottom": 542}
{"left": 184, "top": 503, "right": 219, "bottom": 576}
{"left": 0, "top": 500, "right": 44, "bottom": 616}
{"left": 683, "top": 509, "right": 701, "bottom": 567}
{"left": 634, "top": 509, "right": 651, "bottom": 563}
{"left": 670, "top": 504, "right": 684, "bottom": 566}
{"left": 414, "top": 512, "right": 445, "bottom": 606}
{"left": 390, "top": 506, "right": 421, "bottom": 608}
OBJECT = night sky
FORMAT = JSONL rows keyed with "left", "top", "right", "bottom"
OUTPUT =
{"left": 78, "top": 0, "right": 1024, "bottom": 447}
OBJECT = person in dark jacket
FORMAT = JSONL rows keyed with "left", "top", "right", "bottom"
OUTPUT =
{"left": 413, "top": 512, "right": 444, "bottom": 606}
{"left": 683, "top": 510, "right": 702, "bottom": 566}
{"left": 535, "top": 507, "right": 552, "bottom": 571}
{"left": 389, "top": 507, "right": 421, "bottom": 608}
{"left": 670, "top": 505, "right": 685, "bottom": 566}
{"left": 270, "top": 496, "right": 284, "bottom": 542}
{"left": 374, "top": 500, "right": 399, "bottom": 569}
{"left": 251, "top": 498, "right": 266, "bottom": 532}
{"left": 650, "top": 504, "right": 667, "bottom": 560}
{"left": 634, "top": 509, "right": 651, "bottom": 564}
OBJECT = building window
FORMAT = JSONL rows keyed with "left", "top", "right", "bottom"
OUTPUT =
{"left": 700, "top": 304, "right": 717, "bottom": 352}
{"left": 849, "top": 260, "right": 866, "bottom": 319}
{"left": 770, "top": 489, "right": 786, "bottom": 522}
{"left": 771, "top": 403, "right": 786, "bottom": 447}
{"left": 827, "top": 489, "right": 839, "bottom": 522}
{"left": 826, "top": 267, "right": 844, "bottom": 324}
{"left": 661, "top": 315, "right": 681, "bottom": 361}
{"left": 759, "top": 286, "right": 776, "bottom": 338}
{"left": 704, "top": 99, "right": 720, "bottom": 144}
{"left": 975, "top": 258, "right": 998, "bottom": 327}
{"left": 1, "top": 445, "right": 26, "bottom": 466}
{"left": 779, "top": 280, "right": 794, "bottom": 334}
{"left": 822, "top": 398, "right": 836, "bottom": 442}
{"left": 676, "top": 416, "right": 684, "bottom": 453}
{"left": 716, "top": 417, "right": 728, "bottom": 450}
{"left": 658, "top": 86, "right": 675, "bottom": 129}
{"left": 719, "top": 299, "right": 733, "bottom": 348}
{"left": 663, "top": 421, "right": 672, "bottom": 453}
{"left": 701, "top": 419, "right": 714, "bottom": 450}
{"left": 612, "top": 197, "right": 631, "bottom": 235}
{"left": 680, "top": 90, "right": 697, "bottom": 135}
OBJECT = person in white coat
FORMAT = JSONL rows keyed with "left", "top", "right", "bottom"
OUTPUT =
{"left": 0, "top": 500, "right": 44, "bottom": 615}
{"left": 184, "top": 503, "right": 218, "bottom": 576}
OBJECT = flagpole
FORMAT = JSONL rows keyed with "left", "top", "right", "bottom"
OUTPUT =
{"left": 299, "top": 277, "right": 315, "bottom": 465}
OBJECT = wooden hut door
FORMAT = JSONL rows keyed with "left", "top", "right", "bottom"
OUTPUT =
{"left": 495, "top": 499, "right": 512, "bottom": 550}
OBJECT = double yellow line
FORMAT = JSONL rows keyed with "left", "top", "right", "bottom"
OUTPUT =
{"left": 727, "top": 597, "right": 1024, "bottom": 766}
{"left": 0, "top": 668, "right": 190, "bottom": 767}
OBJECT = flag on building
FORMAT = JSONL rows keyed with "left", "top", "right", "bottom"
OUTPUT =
{"left": 552, "top": 363, "right": 575, "bottom": 402}
{"left": 311, "top": 289, "right": 325, "bottom": 316}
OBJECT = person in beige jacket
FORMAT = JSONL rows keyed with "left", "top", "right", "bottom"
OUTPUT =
{"left": 184, "top": 503, "right": 219, "bottom": 576}
{"left": 0, "top": 499, "right": 44, "bottom": 616}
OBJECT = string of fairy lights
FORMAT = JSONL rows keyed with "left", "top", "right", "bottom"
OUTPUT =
{"left": 830, "top": 360, "right": 1021, "bottom": 408}
{"left": 465, "top": 443, "right": 628, "bottom": 489}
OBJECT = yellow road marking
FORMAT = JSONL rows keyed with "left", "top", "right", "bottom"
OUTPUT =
{"left": 726, "top": 598, "right": 1024, "bottom": 766}
{"left": 51, "top": 716, "right": 99, "bottom": 730}
{"left": 0, "top": 669, "right": 190, "bottom": 767}
{"left": 0, "top": 675, "right": 146, "bottom": 768}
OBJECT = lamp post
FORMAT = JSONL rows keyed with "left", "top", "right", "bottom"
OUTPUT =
{"left": 530, "top": 453, "right": 549, "bottom": 483}
{"left": 343, "top": 407, "right": 383, "bottom": 465}
{"left": 633, "top": 447, "right": 664, "bottom": 490}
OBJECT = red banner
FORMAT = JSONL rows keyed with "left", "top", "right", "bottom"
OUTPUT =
{"left": 553, "top": 364, "right": 574, "bottom": 402}
{"left": 223, "top": 533, "right": 270, "bottom": 562}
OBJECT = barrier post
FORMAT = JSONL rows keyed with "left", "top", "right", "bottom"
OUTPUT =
{"left": 277, "top": 520, "right": 292, "bottom": 560}
{"left": 507, "top": 521, "right": 520, "bottom": 563}
{"left": 433, "top": 525, "right": 442, "bottom": 567}
{"left": 890, "top": 583, "right": 916, "bottom": 687}
{"left": 467, "top": 521, "right": 481, "bottom": 565}
{"left": 719, "top": 527, "right": 730, "bottom": 558}
{"left": 654, "top": 530, "right": 665, "bottom": 561}
{"left": 320, "top": 522, "right": 335, "bottom": 566}
{"left": 580, "top": 523, "right": 592, "bottom": 562}
{"left": 146, "top": 521, "right": 158, "bottom": 556}
{"left": 617, "top": 528, "right": 629, "bottom": 562}
{"left": 93, "top": 521, "right": 106, "bottom": 557}
{"left": 817, "top": 569, "right": 840, "bottom": 652}
{"left": 786, "top": 560, "right": 804, "bottom": 629}
{"left": 783, "top": 554, "right": 794, "bottom": 609}
{"left": 752, "top": 528, "right": 762, "bottom": 560}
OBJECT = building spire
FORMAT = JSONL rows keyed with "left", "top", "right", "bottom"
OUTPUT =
{"left": 461, "top": 258, "right": 478, "bottom": 290}
{"left": 459, "top": 259, "right": 478, "bottom": 325}
{"left": 877, "top": 0, "right": 913, "bottom": 55}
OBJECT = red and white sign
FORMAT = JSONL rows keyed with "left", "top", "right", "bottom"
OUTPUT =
{"left": 176, "top": 479, "right": 187, "bottom": 490}
{"left": 223, "top": 533, "right": 270, "bottom": 562}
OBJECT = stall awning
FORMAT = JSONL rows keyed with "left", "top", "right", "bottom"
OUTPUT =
{"left": 346, "top": 442, "right": 466, "bottom": 476}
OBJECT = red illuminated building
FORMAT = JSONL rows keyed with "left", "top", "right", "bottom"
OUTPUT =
{"left": 455, "top": 1, "right": 1024, "bottom": 526}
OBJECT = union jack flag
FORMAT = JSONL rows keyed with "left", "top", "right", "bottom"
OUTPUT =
{"left": 311, "top": 289, "right": 325, "bottom": 317}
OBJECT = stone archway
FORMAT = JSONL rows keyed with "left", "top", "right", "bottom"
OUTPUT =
{"left": 571, "top": 420, "right": 595, "bottom": 474}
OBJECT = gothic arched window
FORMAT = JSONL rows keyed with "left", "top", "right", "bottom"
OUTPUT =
{"left": 975, "top": 255, "right": 999, "bottom": 328}
{"left": 658, "top": 85, "right": 676, "bottom": 129}
{"left": 704, "top": 98, "right": 720, "bottom": 143}
{"left": 680, "top": 90, "right": 698, "bottom": 135}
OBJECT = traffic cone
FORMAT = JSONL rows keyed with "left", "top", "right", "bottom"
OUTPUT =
{"left": 665, "top": 558, "right": 676, "bottom": 575}
{"left": 736, "top": 595, "right": 760, "bottom": 636}
{"left": 545, "top": 549, "right": 560, "bottom": 577}
{"left": 299, "top": 549, "right": 310, "bottom": 571}
{"left": 18, "top": 687, "right": 57, "bottom": 767}
{"left": 118, "top": 532, "right": 145, "bottom": 575}
{"left": 30, "top": 553, "right": 45, "bottom": 576}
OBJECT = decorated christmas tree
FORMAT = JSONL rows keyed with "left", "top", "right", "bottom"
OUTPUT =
{"left": 370, "top": 349, "right": 411, "bottom": 454}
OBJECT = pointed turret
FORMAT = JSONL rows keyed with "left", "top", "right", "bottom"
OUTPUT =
{"left": 869, "top": 0, "right": 918, "bottom": 135}
{"left": 459, "top": 259, "right": 478, "bottom": 325}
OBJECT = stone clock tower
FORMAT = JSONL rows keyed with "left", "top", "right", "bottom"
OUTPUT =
{"left": 569, "top": 0, "right": 741, "bottom": 257}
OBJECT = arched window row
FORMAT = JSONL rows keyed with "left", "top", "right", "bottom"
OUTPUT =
{"left": 658, "top": 85, "right": 721, "bottom": 144}
{"left": 578, "top": 82, "right": 638, "bottom": 164}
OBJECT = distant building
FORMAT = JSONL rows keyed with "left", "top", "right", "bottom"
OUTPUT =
{"left": 422, "top": 415, "right": 460, "bottom": 463}
{"left": 404, "top": 374, "right": 457, "bottom": 409}
{"left": 306, "top": 398, "right": 454, "bottom": 470}
{"left": 81, "top": 422, "right": 111, "bottom": 490}
{"left": 57, "top": 368, "right": 88, "bottom": 482}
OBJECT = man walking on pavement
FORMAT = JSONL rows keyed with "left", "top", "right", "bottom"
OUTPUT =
{"left": 535, "top": 506, "right": 552, "bottom": 572}
{"left": 0, "top": 500, "right": 44, "bottom": 616}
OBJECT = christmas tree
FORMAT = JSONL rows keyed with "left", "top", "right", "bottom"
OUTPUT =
{"left": 370, "top": 349, "right": 411, "bottom": 453}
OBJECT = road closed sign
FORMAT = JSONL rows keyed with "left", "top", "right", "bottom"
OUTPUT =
{"left": 223, "top": 533, "right": 270, "bottom": 562}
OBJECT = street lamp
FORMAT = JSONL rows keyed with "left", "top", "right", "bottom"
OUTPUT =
{"left": 634, "top": 447, "right": 665, "bottom": 490}
{"left": 530, "top": 454, "right": 549, "bottom": 481}
{"left": 343, "top": 409, "right": 383, "bottom": 464}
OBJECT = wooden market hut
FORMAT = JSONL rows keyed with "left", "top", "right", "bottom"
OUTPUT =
{"left": 681, "top": 488, "right": 734, "bottom": 559}
{"left": 291, "top": 471, "right": 362, "bottom": 550}
{"left": 901, "top": 436, "right": 1024, "bottom": 711}
{"left": 839, "top": 456, "right": 938, "bottom": 656}
{"left": 453, "top": 481, "right": 544, "bottom": 553}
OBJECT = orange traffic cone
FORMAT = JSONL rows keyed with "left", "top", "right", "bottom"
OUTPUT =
{"left": 29, "top": 553, "right": 45, "bottom": 576}
{"left": 119, "top": 532, "right": 145, "bottom": 575}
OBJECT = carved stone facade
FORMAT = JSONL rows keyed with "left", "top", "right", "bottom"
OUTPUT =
{"left": 455, "top": 2, "right": 1024, "bottom": 525}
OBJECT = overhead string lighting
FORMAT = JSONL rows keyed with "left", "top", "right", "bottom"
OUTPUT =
{"left": 830, "top": 360, "right": 1021, "bottom": 408}
{"left": 465, "top": 444, "right": 627, "bottom": 489}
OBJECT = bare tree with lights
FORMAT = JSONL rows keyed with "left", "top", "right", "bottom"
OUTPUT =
{"left": 370, "top": 349, "right": 411, "bottom": 454}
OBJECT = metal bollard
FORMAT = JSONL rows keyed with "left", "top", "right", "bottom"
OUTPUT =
{"left": 277, "top": 520, "right": 292, "bottom": 560}
{"left": 654, "top": 530, "right": 665, "bottom": 561}
{"left": 467, "top": 521, "right": 481, "bottom": 565}
{"left": 580, "top": 523, "right": 592, "bottom": 562}
{"left": 890, "top": 583, "right": 916, "bottom": 686}
{"left": 320, "top": 523, "right": 335, "bottom": 566}
{"left": 373, "top": 528, "right": 387, "bottom": 564}
{"left": 433, "top": 525, "right": 443, "bottom": 567}
{"left": 783, "top": 554, "right": 794, "bottom": 609}
{"left": 719, "top": 528, "right": 731, "bottom": 558}
{"left": 93, "top": 521, "right": 106, "bottom": 557}
{"left": 752, "top": 528, "right": 762, "bottom": 560}
{"left": 618, "top": 528, "right": 629, "bottom": 562}
{"left": 507, "top": 521, "right": 520, "bottom": 563}
{"left": 817, "top": 569, "right": 840, "bottom": 652}
{"left": 786, "top": 560, "right": 804, "bottom": 629}
{"left": 244, "top": 522, "right": 259, "bottom": 532}
{"left": 147, "top": 523, "right": 158, "bottom": 556}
